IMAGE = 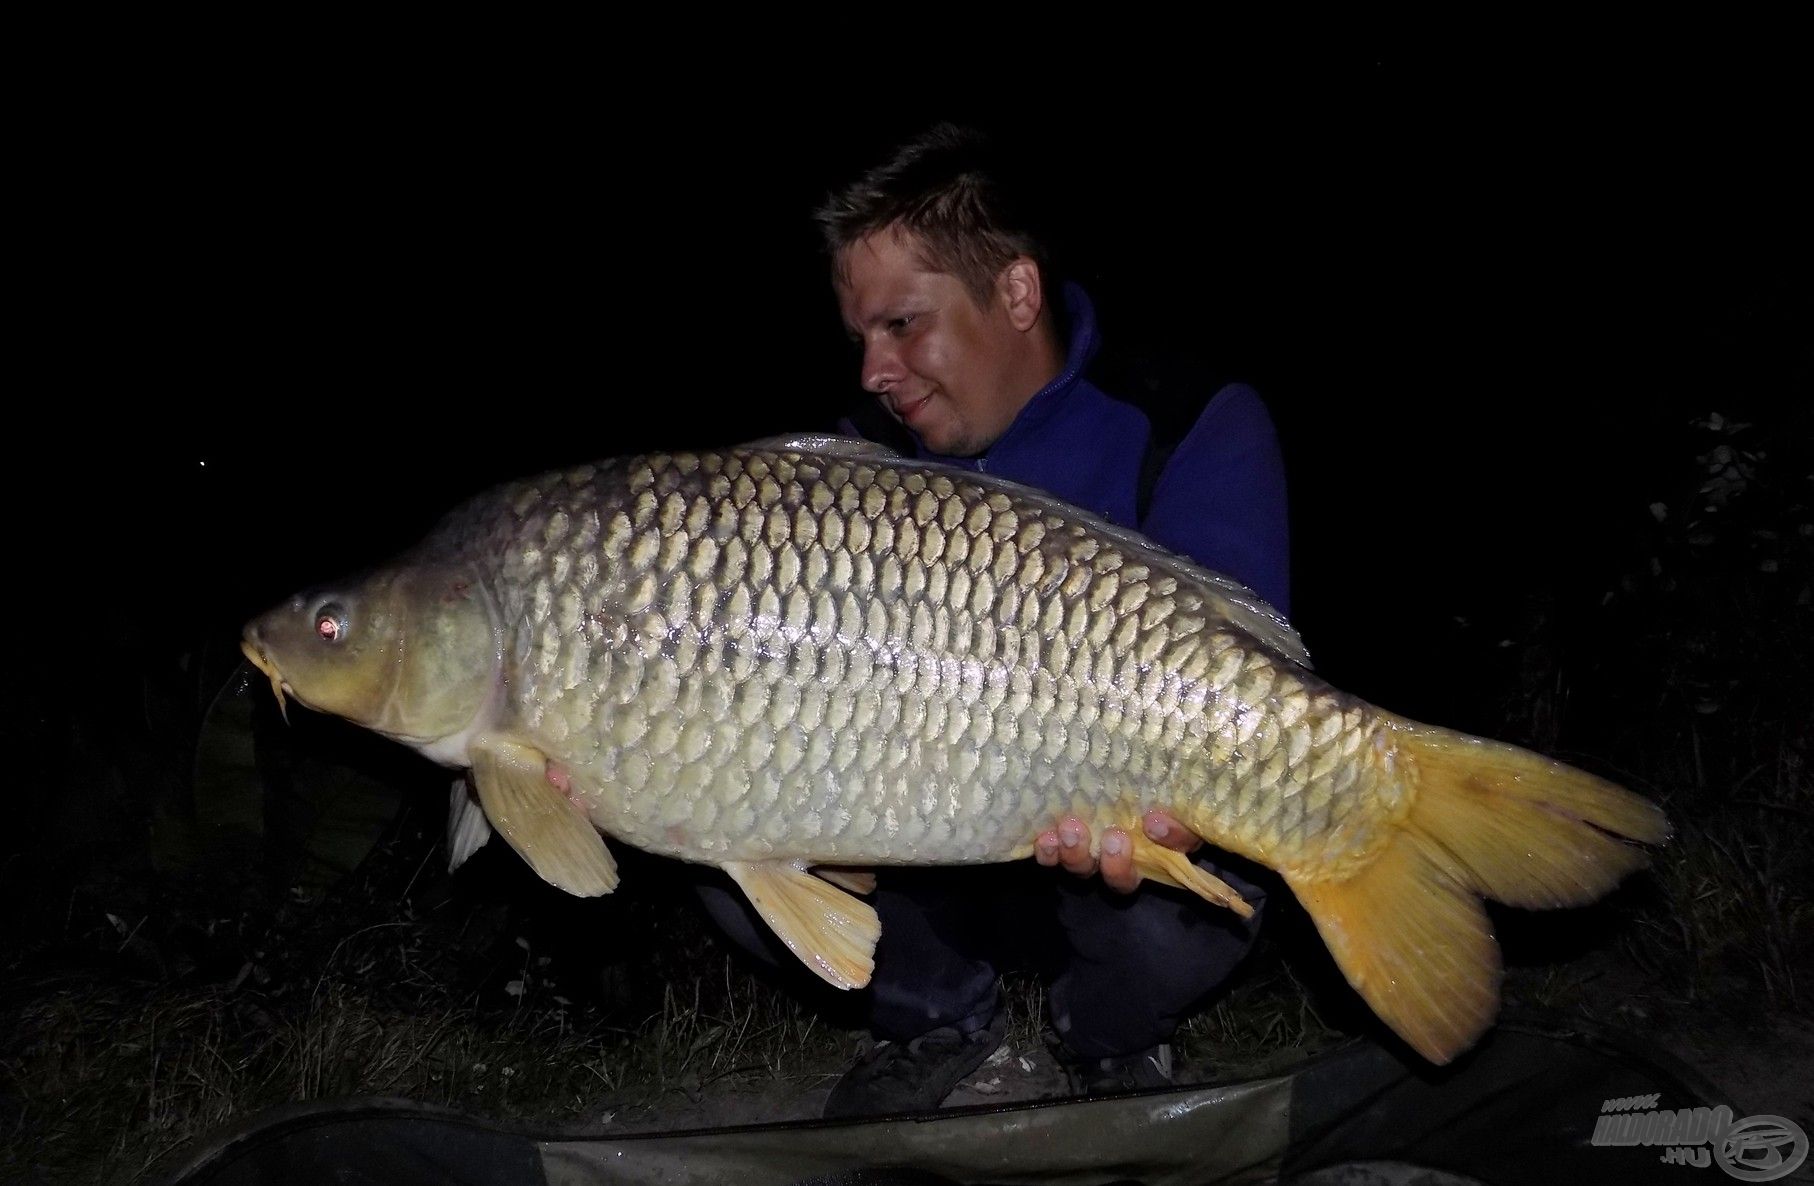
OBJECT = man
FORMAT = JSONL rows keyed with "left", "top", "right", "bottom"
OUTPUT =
{"left": 706, "top": 123, "right": 1291, "bottom": 1117}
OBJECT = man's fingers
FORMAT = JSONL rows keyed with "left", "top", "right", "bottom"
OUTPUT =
{"left": 1035, "top": 815, "right": 1191, "bottom": 892}
{"left": 1056, "top": 817, "right": 1096, "bottom": 876}
{"left": 1099, "top": 828, "right": 1140, "bottom": 893}
{"left": 1142, "top": 809, "right": 1203, "bottom": 854}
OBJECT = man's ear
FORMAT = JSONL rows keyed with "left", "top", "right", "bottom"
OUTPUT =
{"left": 997, "top": 256, "right": 1044, "bottom": 332}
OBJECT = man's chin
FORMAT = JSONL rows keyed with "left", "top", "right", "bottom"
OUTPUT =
{"left": 926, "top": 435, "right": 988, "bottom": 458}
{"left": 899, "top": 405, "right": 986, "bottom": 457}
{"left": 912, "top": 425, "right": 960, "bottom": 455}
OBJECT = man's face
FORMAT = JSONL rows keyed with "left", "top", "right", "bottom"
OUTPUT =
{"left": 834, "top": 228, "right": 1040, "bottom": 457}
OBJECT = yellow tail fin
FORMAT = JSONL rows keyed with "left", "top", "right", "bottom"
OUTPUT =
{"left": 1286, "top": 716, "right": 1670, "bottom": 1065}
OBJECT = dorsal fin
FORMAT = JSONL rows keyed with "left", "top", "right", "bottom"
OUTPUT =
{"left": 735, "top": 433, "right": 902, "bottom": 460}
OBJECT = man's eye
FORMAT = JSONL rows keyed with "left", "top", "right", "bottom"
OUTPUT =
{"left": 888, "top": 315, "right": 916, "bottom": 334}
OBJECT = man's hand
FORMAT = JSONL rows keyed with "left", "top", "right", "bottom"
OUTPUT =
{"left": 1033, "top": 810, "right": 1204, "bottom": 893}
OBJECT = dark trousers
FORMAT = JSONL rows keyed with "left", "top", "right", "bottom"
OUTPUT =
{"left": 696, "top": 854, "right": 1266, "bottom": 1059}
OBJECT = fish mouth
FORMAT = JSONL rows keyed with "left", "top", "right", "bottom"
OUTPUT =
{"left": 240, "top": 634, "right": 292, "bottom": 723}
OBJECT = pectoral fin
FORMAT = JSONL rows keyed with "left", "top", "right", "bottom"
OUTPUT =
{"left": 1134, "top": 844, "right": 1254, "bottom": 918}
{"left": 724, "top": 858, "right": 879, "bottom": 990}
{"left": 469, "top": 738, "right": 618, "bottom": 896}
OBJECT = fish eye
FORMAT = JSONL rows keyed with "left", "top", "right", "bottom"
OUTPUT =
{"left": 313, "top": 602, "right": 349, "bottom": 644}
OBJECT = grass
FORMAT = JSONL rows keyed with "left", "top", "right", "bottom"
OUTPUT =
{"left": 0, "top": 828, "right": 863, "bottom": 1184}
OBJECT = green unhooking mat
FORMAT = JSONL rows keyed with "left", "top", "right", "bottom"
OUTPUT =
{"left": 160, "top": 1016, "right": 1770, "bottom": 1185}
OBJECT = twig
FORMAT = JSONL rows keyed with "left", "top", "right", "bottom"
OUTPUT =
{"left": 400, "top": 843, "right": 438, "bottom": 903}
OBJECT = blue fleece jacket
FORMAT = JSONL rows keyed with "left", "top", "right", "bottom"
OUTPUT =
{"left": 912, "top": 284, "right": 1291, "bottom": 617}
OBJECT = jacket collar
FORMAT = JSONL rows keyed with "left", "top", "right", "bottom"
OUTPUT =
{"left": 920, "top": 281, "right": 1100, "bottom": 467}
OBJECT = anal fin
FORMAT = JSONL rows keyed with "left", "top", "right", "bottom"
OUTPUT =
{"left": 469, "top": 738, "right": 618, "bottom": 896}
{"left": 1134, "top": 844, "right": 1254, "bottom": 918}
{"left": 724, "top": 859, "right": 879, "bottom": 990}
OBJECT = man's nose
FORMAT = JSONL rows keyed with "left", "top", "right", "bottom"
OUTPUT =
{"left": 861, "top": 341, "right": 902, "bottom": 395}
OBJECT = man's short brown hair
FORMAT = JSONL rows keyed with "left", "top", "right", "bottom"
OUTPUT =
{"left": 815, "top": 123, "right": 1057, "bottom": 306}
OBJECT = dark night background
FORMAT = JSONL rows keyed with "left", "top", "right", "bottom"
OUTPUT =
{"left": 3, "top": 47, "right": 1809, "bottom": 1178}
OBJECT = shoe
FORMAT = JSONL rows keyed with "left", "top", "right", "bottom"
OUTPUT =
{"left": 822, "top": 1008, "right": 1008, "bottom": 1118}
{"left": 1051, "top": 1039, "right": 1174, "bottom": 1096}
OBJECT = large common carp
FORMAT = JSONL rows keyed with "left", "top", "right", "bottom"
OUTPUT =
{"left": 241, "top": 435, "right": 1669, "bottom": 1064}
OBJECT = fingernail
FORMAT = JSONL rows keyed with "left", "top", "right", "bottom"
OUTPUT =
{"left": 1103, "top": 832, "right": 1126, "bottom": 856}
{"left": 1060, "top": 826, "right": 1081, "bottom": 848}
{"left": 1146, "top": 817, "right": 1170, "bottom": 840}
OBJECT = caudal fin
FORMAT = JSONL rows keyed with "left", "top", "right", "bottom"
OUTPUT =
{"left": 1285, "top": 716, "right": 1670, "bottom": 1065}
